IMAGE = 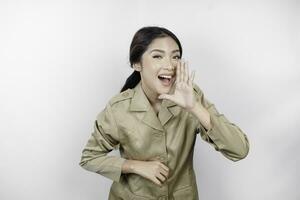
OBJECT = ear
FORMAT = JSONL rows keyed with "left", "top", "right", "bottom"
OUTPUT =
{"left": 132, "top": 63, "right": 142, "bottom": 72}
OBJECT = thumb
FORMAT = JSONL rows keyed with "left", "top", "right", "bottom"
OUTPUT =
{"left": 158, "top": 94, "right": 175, "bottom": 102}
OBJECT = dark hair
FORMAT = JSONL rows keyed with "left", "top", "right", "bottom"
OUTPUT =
{"left": 120, "top": 26, "right": 182, "bottom": 92}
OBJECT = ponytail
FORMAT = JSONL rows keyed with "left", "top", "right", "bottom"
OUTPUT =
{"left": 120, "top": 71, "right": 141, "bottom": 92}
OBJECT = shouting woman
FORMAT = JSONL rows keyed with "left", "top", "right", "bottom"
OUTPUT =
{"left": 79, "top": 26, "right": 250, "bottom": 200}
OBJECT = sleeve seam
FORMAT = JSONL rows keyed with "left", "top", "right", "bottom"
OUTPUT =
{"left": 107, "top": 103, "right": 121, "bottom": 143}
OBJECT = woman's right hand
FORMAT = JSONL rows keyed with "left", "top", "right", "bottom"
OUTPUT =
{"left": 122, "top": 159, "right": 169, "bottom": 186}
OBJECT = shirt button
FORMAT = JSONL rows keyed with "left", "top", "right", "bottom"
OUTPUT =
{"left": 157, "top": 155, "right": 165, "bottom": 162}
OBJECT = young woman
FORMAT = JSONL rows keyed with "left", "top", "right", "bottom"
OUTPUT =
{"left": 79, "top": 26, "right": 250, "bottom": 200}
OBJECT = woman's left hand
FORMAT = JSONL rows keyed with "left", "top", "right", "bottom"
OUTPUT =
{"left": 158, "top": 60, "right": 196, "bottom": 111}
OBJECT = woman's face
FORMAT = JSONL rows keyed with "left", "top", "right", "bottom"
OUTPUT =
{"left": 134, "top": 36, "right": 181, "bottom": 100}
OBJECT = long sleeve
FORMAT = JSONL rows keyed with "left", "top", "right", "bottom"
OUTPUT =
{"left": 193, "top": 83, "right": 250, "bottom": 161}
{"left": 79, "top": 103, "right": 126, "bottom": 182}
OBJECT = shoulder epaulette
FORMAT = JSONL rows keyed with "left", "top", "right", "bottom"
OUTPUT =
{"left": 109, "top": 89, "right": 134, "bottom": 106}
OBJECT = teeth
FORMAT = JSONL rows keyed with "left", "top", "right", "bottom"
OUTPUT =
{"left": 159, "top": 75, "right": 172, "bottom": 79}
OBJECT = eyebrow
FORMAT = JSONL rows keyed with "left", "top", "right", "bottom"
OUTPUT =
{"left": 150, "top": 49, "right": 180, "bottom": 53}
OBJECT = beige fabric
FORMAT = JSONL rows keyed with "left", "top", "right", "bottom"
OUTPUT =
{"left": 79, "top": 81, "right": 250, "bottom": 199}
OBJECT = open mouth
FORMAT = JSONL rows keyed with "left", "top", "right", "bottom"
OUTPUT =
{"left": 158, "top": 74, "right": 174, "bottom": 86}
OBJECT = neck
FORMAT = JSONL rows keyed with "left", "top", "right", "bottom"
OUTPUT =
{"left": 140, "top": 82, "right": 162, "bottom": 106}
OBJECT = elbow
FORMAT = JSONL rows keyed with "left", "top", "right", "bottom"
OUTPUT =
{"left": 79, "top": 159, "right": 87, "bottom": 168}
{"left": 241, "top": 142, "right": 250, "bottom": 159}
{"left": 237, "top": 134, "right": 250, "bottom": 161}
{"left": 228, "top": 142, "right": 250, "bottom": 162}
{"left": 79, "top": 159, "right": 96, "bottom": 173}
{"left": 233, "top": 149, "right": 249, "bottom": 162}
{"left": 220, "top": 139, "right": 250, "bottom": 162}
{"left": 78, "top": 152, "right": 104, "bottom": 173}
{"left": 230, "top": 133, "right": 250, "bottom": 162}
{"left": 79, "top": 154, "right": 92, "bottom": 171}
{"left": 79, "top": 158, "right": 88, "bottom": 170}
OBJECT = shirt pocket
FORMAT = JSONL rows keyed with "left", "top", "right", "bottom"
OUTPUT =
{"left": 124, "top": 173, "right": 155, "bottom": 199}
{"left": 172, "top": 185, "right": 195, "bottom": 200}
{"left": 173, "top": 166, "right": 193, "bottom": 191}
{"left": 119, "top": 126, "right": 165, "bottom": 160}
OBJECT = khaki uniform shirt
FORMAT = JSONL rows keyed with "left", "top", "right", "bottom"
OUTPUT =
{"left": 79, "top": 81, "right": 250, "bottom": 200}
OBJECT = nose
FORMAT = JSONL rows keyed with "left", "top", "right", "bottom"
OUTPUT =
{"left": 163, "top": 58, "right": 177, "bottom": 71}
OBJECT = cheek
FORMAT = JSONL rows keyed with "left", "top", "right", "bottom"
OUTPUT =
{"left": 142, "top": 65, "right": 160, "bottom": 80}
{"left": 142, "top": 71, "right": 157, "bottom": 83}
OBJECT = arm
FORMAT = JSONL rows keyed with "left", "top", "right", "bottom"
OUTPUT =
{"left": 190, "top": 84, "right": 250, "bottom": 162}
{"left": 157, "top": 60, "right": 250, "bottom": 162}
{"left": 121, "top": 159, "right": 169, "bottom": 186}
{"left": 79, "top": 103, "right": 126, "bottom": 182}
{"left": 79, "top": 102, "right": 169, "bottom": 185}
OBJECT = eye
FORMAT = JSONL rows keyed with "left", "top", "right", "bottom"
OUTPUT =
{"left": 173, "top": 55, "right": 181, "bottom": 60}
{"left": 153, "top": 55, "right": 162, "bottom": 59}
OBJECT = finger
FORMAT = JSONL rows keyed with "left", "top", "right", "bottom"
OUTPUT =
{"left": 184, "top": 61, "right": 189, "bottom": 83}
{"left": 180, "top": 60, "right": 184, "bottom": 83}
{"left": 159, "top": 163, "right": 169, "bottom": 172}
{"left": 182, "top": 61, "right": 186, "bottom": 83}
{"left": 153, "top": 177, "right": 162, "bottom": 186}
{"left": 159, "top": 168, "right": 169, "bottom": 178}
{"left": 192, "top": 70, "right": 196, "bottom": 82}
{"left": 156, "top": 173, "right": 166, "bottom": 182}
{"left": 175, "top": 61, "right": 180, "bottom": 84}
{"left": 158, "top": 94, "right": 175, "bottom": 102}
{"left": 159, "top": 165, "right": 169, "bottom": 178}
{"left": 178, "top": 60, "right": 182, "bottom": 83}
{"left": 189, "top": 70, "right": 195, "bottom": 86}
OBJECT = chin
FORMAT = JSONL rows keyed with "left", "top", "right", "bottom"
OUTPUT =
{"left": 155, "top": 80, "right": 174, "bottom": 95}
{"left": 157, "top": 86, "right": 172, "bottom": 95}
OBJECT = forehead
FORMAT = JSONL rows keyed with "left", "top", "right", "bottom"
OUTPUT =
{"left": 147, "top": 37, "right": 179, "bottom": 52}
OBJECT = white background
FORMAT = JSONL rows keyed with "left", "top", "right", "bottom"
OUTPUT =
{"left": 0, "top": 0, "right": 299, "bottom": 199}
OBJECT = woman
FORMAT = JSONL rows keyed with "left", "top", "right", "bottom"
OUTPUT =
{"left": 79, "top": 26, "right": 250, "bottom": 200}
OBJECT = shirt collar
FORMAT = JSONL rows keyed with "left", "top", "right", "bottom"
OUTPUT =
{"left": 129, "top": 81, "right": 180, "bottom": 130}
